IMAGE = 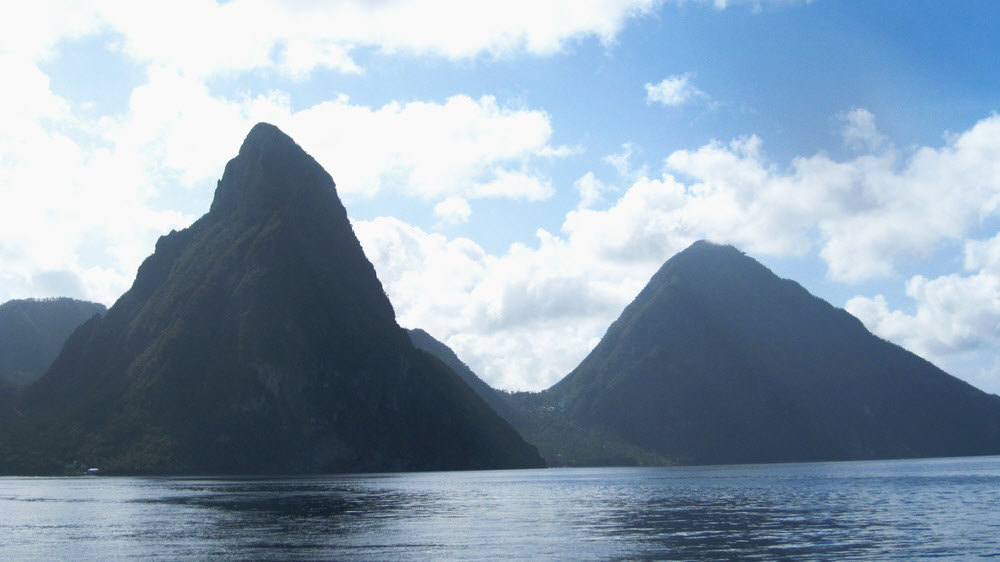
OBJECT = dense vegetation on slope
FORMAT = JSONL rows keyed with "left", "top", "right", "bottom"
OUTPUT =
{"left": 414, "top": 241, "right": 1000, "bottom": 467}
{"left": 6, "top": 130, "right": 998, "bottom": 473}
{"left": 1, "top": 123, "right": 542, "bottom": 475}
{"left": 0, "top": 298, "right": 106, "bottom": 386}
{"left": 548, "top": 241, "right": 1000, "bottom": 465}
{"left": 409, "top": 328, "right": 671, "bottom": 467}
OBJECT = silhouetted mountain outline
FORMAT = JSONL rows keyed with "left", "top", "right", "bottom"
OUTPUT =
{"left": 548, "top": 240, "right": 1000, "bottom": 464}
{"left": 408, "top": 328, "right": 517, "bottom": 418}
{"left": 2, "top": 123, "right": 543, "bottom": 475}
{"left": 409, "top": 328, "right": 671, "bottom": 467}
{"left": 0, "top": 298, "right": 106, "bottom": 386}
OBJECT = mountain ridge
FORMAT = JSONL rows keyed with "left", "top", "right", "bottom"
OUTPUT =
{"left": 5, "top": 126, "right": 998, "bottom": 472}
{"left": 548, "top": 240, "right": 1000, "bottom": 464}
{"left": 407, "top": 328, "right": 672, "bottom": 467}
{"left": 410, "top": 240, "right": 1000, "bottom": 466}
{"left": 0, "top": 298, "right": 106, "bottom": 386}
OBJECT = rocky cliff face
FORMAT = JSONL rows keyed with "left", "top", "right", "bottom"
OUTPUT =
{"left": 4, "top": 123, "right": 543, "bottom": 475}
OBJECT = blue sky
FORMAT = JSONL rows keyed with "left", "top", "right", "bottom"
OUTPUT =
{"left": 3, "top": 0, "right": 1000, "bottom": 394}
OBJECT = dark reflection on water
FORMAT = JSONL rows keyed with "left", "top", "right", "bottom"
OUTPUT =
{"left": 2, "top": 456, "right": 999, "bottom": 560}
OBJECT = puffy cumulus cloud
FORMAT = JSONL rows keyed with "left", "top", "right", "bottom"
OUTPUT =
{"left": 570, "top": 134, "right": 822, "bottom": 262}
{"left": 0, "top": 54, "right": 71, "bottom": 133}
{"left": 90, "top": 1, "right": 277, "bottom": 76}
{"left": 353, "top": 111, "right": 1000, "bottom": 391}
{"left": 574, "top": 172, "right": 611, "bottom": 210}
{"left": 0, "top": 64, "right": 565, "bottom": 306}
{"left": 965, "top": 235, "right": 1000, "bottom": 272}
{"left": 470, "top": 169, "right": 555, "bottom": 201}
{"left": 627, "top": 112, "right": 1000, "bottom": 281}
{"left": 561, "top": 135, "right": 818, "bottom": 261}
{"left": 105, "top": 83, "right": 559, "bottom": 206}
{"left": 0, "top": 61, "right": 194, "bottom": 305}
{"left": 818, "top": 115, "right": 1000, "bottom": 281}
{"left": 645, "top": 73, "right": 707, "bottom": 107}
{"left": 564, "top": 174, "right": 693, "bottom": 262}
{"left": 103, "top": 67, "right": 285, "bottom": 188}
{"left": 0, "top": 18, "right": 288, "bottom": 306}
{"left": 433, "top": 197, "right": 472, "bottom": 225}
{"left": 846, "top": 275, "right": 1000, "bottom": 357}
{"left": 838, "top": 107, "right": 887, "bottom": 152}
{"left": 7, "top": 1, "right": 816, "bottom": 78}
{"left": 354, "top": 216, "right": 650, "bottom": 390}
{"left": 316, "top": 0, "right": 662, "bottom": 59}
{"left": 284, "top": 94, "right": 565, "bottom": 203}
{"left": 0, "top": 1, "right": 102, "bottom": 60}
{"left": 12, "top": 0, "right": 662, "bottom": 78}
{"left": 845, "top": 235, "right": 1000, "bottom": 394}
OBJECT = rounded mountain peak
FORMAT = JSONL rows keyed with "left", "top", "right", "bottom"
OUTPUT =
{"left": 641, "top": 239, "right": 762, "bottom": 292}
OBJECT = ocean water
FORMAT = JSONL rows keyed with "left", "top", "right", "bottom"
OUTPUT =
{"left": 1, "top": 456, "right": 998, "bottom": 560}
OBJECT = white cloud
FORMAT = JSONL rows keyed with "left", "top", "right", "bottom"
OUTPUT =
{"left": 0, "top": 0, "right": 988, "bottom": 398}
{"left": 564, "top": 174, "right": 692, "bottom": 263}
{"left": 819, "top": 115, "right": 1000, "bottom": 281}
{"left": 838, "top": 107, "right": 888, "bottom": 152}
{"left": 105, "top": 66, "right": 278, "bottom": 187}
{"left": 845, "top": 235, "right": 1000, "bottom": 394}
{"left": 6, "top": 0, "right": 662, "bottom": 77}
{"left": 603, "top": 143, "right": 637, "bottom": 177}
{"left": 8, "top": 65, "right": 996, "bottom": 392}
{"left": 0, "top": 1, "right": 102, "bottom": 61}
{"left": 434, "top": 197, "right": 472, "bottom": 225}
{"left": 355, "top": 111, "right": 1000, "bottom": 391}
{"left": 471, "top": 168, "right": 555, "bottom": 201}
{"left": 355, "top": 216, "right": 649, "bottom": 390}
{"left": 846, "top": 234, "right": 1000, "bottom": 358}
{"left": 10, "top": 53, "right": 994, "bottom": 392}
{"left": 645, "top": 73, "right": 707, "bottom": 107}
{"left": 644, "top": 113, "right": 1000, "bottom": 281}
{"left": 3, "top": 1, "right": 814, "bottom": 78}
{"left": 282, "top": 94, "right": 564, "bottom": 203}
{"left": 965, "top": 235, "right": 1000, "bottom": 272}
{"left": 975, "top": 357, "right": 1000, "bottom": 397}
{"left": 0, "top": 61, "right": 195, "bottom": 305}
{"left": 574, "top": 172, "right": 610, "bottom": 210}
{"left": 0, "top": 55, "right": 71, "bottom": 128}
{"left": 0, "top": 63, "right": 567, "bottom": 306}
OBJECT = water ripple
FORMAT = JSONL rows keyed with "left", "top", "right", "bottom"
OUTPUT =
{"left": 1, "top": 456, "right": 998, "bottom": 560}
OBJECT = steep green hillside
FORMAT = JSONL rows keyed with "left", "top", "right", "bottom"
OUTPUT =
{"left": 409, "top": 328, "right": 671, "bottom": 467}
{"left": 549, "top": 241, "right": 1000, "bottom": 465}
{"left": 0, "top": 298, "right": 105, "bottom": 386}
{"left": 2, "top": 124, "right": 543, "bottom": 475}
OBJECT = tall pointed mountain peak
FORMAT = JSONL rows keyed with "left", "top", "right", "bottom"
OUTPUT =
{"left": 242, "top": 121, "right": 289, "bottom": 148}
{"left": 209, "top": 122, "right": 342, "bottom": 223}
{"left": 5, "top": 124, "right": 543, "bottom": 475}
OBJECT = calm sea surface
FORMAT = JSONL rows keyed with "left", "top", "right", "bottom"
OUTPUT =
{"left": 1, "top": 456, "right": 998, "bottom": 560}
